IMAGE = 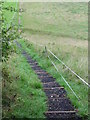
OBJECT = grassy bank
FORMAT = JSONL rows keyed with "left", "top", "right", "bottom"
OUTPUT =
{"left": 2, "top": 1, "right": 47, "bottom": 118}
{"left": 18, "top": 39, "right": 88, "bottom": 118}
{"left": 2, "top": 44, "right": 47, "bottom": 118}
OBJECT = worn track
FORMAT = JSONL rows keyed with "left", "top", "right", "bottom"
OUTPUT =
{"left": 21, "top": 50, "right": 82, "bottom": 120}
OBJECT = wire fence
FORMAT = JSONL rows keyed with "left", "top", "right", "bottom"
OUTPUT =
{"left": 48, "top": 55, "right": 80, "bottom": 100}
{"left": 23, "top": 37, "right": 89, "bottom": 101}
{"left": 19, "top": 1, "right": 88, "bottom": 102}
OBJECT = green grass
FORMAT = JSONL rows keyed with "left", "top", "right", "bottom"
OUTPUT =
{"left": 2, "top": 47, "right": 47, "bottom": 118}
{"left": 21, "top": 2, "right": 88, "bottom": 85}
{"left": 22, "top": 2, "right": 88, "bottom": 40}
{"left": 2, "top": 1, "right": 88, "bottom": 119}
{"left": 22, "top": 34, "right": 88, "bottom": 83}
{"left": 18, "top": 39, "right": 88, "bottom": 118}
{"left": 2, "top": 2, "right": 47, "bottom": 118}
{"left": 3, "top": 2, "right": 19, "bottom": 28}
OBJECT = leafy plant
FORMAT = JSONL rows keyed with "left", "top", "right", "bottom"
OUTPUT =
{"left": 1, "top": 1, "right": 19, "bottom": 60}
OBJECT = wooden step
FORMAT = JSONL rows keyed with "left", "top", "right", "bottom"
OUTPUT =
{"left": 43, "top": 82, "right": 60, "bottom": 88}
{"left": 30, "top": 62, "right": 38, "bottom": 65}
{"left": 27, "top": 60, "right": 36, "bottom": 63}
{"left": 44, "top": 87, "right": 64, "bottom": 90}
{"left": 35, "top": 71, "right": 47, "bottom": 74}
{"left": 31, "top": 65, "right": 40, "bottom": 68}
{"left": 43, "top": 81, "right": 59, "bottom": 84}
{"left": 40, "top": 77, "right": 56, "bottom": 83}
{"left": 46, "top": 111, "right": 76, "bottom": 114}
{"left": 47, "top": 98, "right": 74, "bottom": 111}
{"left": 31, "top": 66, "right": 42, "bottom": 70}
{"left": 37, "top": 73, "right": 49, "bottom": 76}
{"left": 35, "top": 70, "right": 46, "bottom": 73}
{"left": 45, "top": 111, "right": 76, "bottom": 119}
{"left": 44, "top": 87, "right": 66, "bottom": 98}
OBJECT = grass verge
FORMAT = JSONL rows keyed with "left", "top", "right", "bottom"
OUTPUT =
{"left": 2, "top": 44, "right": 47, "bottom": 118}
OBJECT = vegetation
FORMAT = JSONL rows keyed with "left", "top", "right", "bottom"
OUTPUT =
{"left": 21, "top": 2, "right": 88, "bottom": 118}
{"left": 2, "top": 1, "right": 88, "bottom": 119}
{"left": 2, "top": 1, "right": 47, "bottom": 118}
{"left": 22, "top": 2, "right": 88, "bottom": 84}
{"left": 22, "top": 2, "right": 88, "bottom": 40}
{"left": 1, "top": 1, "right": 19, "bottom": 59}
{"left": 2, "top": 50, "right": 47, "bottom": 118}
{"left": 18, "top": 39, "right": 88, "bottom": 118}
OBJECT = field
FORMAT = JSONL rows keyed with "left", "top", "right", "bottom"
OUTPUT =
{"left": 21, "top": 2, "right": 88, "bottom": 117}
{"left": 22, "top": 3, "right": 88, "bottom": 40}
{"left": 2, "top": 1, "right": 89, "bottom": 119}
{"left": 22, "top": 2, "right": 88, "bottom": 81}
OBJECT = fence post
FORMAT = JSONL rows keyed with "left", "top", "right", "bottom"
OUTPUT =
{"left": 45, "top": 46, "right": 47, "bottom": 57}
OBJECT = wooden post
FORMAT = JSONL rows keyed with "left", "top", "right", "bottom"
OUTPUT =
{"left": 45, "top": 46, "right": 47, "bottom": 57}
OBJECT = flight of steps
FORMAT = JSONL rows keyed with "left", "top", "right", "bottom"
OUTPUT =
{"left": 22, "top": 50, "right": 81, "bottom": 120}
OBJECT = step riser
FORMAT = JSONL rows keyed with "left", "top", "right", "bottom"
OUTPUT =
{"left": 45, "top": 113, "right": 76, "bottom": 119}
{"left": 43, "top": 83, "right": 60, "bottom": 88}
